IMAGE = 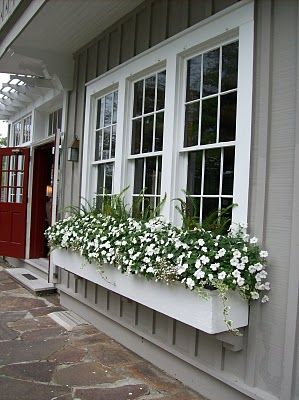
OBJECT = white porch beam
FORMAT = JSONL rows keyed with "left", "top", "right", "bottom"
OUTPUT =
{"left": 0, "top": 99, "right": 20, "bottom": 111}
{"left": 2, "top": 90, "right": 32, "bottom": 103}
{"left": 10, "top": 74, "right": 54, "bottom": 89}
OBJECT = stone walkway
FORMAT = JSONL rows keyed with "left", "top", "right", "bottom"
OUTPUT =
{"left": 0, "top": 264, "right": 206, "bottom": 400}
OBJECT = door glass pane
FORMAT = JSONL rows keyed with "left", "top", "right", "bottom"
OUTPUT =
{"left": 157, "top": 71, "right": 166, "bottom": 111}
{"left": 204, "top": 148, "right": 221, "bottom": 195}
{"left": 201, "top": 97, "right": 218, "bottom": 145}
{"left": 144, "top": 75, "right": 155, "bottom": 114}
{"left": 184, "top": 102, "right": 199, "bottom": 147}
{"left": 10, "top": 155, "right": 17, "bottom": 171}
{"left": 8, "top": 187, "right": 16, "bottom": 203}
{"left": 142, "top": 115, "right": 154, "bottom": 153}
{"left": 186, "top": 55, "right": 201, "bottom": 102}
{"left": 16, "top": 187, "right": 23, "bottom": 203}
{"left": 0, "top": 187, "right": 7, "bottom": 202}
{"left": 2, "top": 156, "right": 9, "bottom": 170}
{"left": 219, "top": 92, "right": 237, "bottom": 142}
{"left": 17, "top": 155, "right": 24, "bottom": 171}
{"left": 1, "top": 171, "right": 8, "bottom": 186}
{"left": 203, "top": 48, "right": 219, "bottom": 97}
{"left": 221, "top": 41, "right": 238, "bottom": 92}
{"left": 16, "top": 172, "right": 24, "bottom": 188}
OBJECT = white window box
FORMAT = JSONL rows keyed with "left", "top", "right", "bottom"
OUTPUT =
{"left": 52, "top": 248, "right": 248, "bottom": 334}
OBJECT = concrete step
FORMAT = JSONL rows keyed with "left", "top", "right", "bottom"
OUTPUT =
{"left": 6, "top": 257, "right": 49, "bottom": 281}
{"left": 48, "top": 310, "right": 88, "bottom": 331}
{"left": 6, "top": 268, "right": 56, "bottom": 295}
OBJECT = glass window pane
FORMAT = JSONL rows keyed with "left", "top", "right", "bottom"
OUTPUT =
{"left": 142, "top": 115, "right": 154, "bottom": 153}
{"left": 96, "top": 98, "right": 104, "bottom": 129}
{"left": 10, "top": 156, "right": 17, "bottom": 171}
{"left": 202, "top": 197, "right": 219, "bottom": 221}
{"left": 16, "top": 172, "right": 24, "bottom": 188}
{"left": 187, "top": 151, "right": 202, "bottom": 195}
{"left": 133, "top": 80, "right": 143, "bottom": 117}
{"left": 134, "top": 158, "right": 144, "bottom": 194}
{"left": 132, "top": 196, "right": 142, "bottom": 218}
{"left": 157, "top": 71, "right": 166, "bottom": 110}
{"left": 112, "top": 91, "right": 118, "bottom": 124}
{"left": 155, "top": 112, "right": 164, "bottom": 151}
{"left": 111, "top": 125, "right": 116, "bottom": 158}
{"left": 222, "top": 147, "right": 235, "bottom": 195}
{"left": 204, "top": 148, "right": 221, "bottom": 195}
{"left": 221, "top": 41, "right": 238, "bottom": 92}
{"left": 200, "top": 97, "right": 218, "bottom": 145}
{"left": 145, "top": 157, "right": 156, "bottom": 194}
{"left": 219, "top": 92, "right": 237, "bottom": 142}
{"left": 143, "top": 196, "right": 155, "bottom": 215}
{"left": 131, "top": 118, "right": 142, "bottom": 155}
{"left": 8, "top": 187, "right": 16, "bottom": 203}
{"left": 221, "top": 197, "right": 233, "bottom": 223}
{"left": 102, "top": 127, "right": 111, "bottom": 159}
{"left": 203, "top": 48, "right": 220, "bottom": 97}
{"left": 96, "top": 164, "right": 104, "bottom": 196}
{"left": 105, "top": 163, "right": 113, "bottom": 194}
{"left": 157, "top": 156, "right": 162, "bottom": 195}
{"left": 186, "top": 55, "right": 201, "bottom": 102}
{"left": 95, "top": 130, "right": 103, "bottom": 161}
{"left": 104, "top": 93, "right": 113, "bottom": 127}
{"left": 184, "top": 102, "right": 199, "bottom": 147}
{"left": 144, "top": 75, "right": 155, "bottom": 114}
{"left": 186, "top": 196, "right": 201, "bottom": 219}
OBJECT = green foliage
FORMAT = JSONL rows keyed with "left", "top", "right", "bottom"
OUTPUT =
{"left": 0, "top": 136, "right": 7, "bottom": 148}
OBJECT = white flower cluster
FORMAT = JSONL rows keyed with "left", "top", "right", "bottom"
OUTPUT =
{"left": 45, "top": 213, "right": 270, "bottom": 303}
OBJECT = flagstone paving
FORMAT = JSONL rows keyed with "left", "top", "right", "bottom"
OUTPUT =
{"left": 0, "top": 262, "right": 207, "bottom": 400}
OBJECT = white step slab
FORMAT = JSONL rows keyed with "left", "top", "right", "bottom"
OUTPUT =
{"left": 6, "top": 268, "right": 55, "bottom": 293}
{"left": 49, "top": 310, "right": 88, "bottom": 331}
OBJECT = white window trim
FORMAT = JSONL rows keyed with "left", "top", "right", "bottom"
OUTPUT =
{"left": 82, "top": 1, "right": 254, "bottom": 225}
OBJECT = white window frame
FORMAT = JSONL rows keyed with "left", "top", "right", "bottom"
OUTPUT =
{"left": 82, "top": 1, "right": 254, "bottom": 224}
{"left": 11, "top": 113, "right": 33, "bottom": 146}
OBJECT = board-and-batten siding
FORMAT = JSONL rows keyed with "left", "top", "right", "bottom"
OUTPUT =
{"left": 59, "top": 1, "right": 299, "bottom": 399}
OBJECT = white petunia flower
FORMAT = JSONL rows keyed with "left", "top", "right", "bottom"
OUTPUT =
{"left": 250, "top": 237, "right": 258, "bottom": 244}
{"left": 218, "top": 248, "right": 226, "bottom": 257}
{"left": 186, "top": 278, "right": 195, "bottom": 290}
{"left": 241, "top": 256, "right": 248, "bottom": 264}
{"left": 200, "top": 255, "right": 210, "bottom": 265}
{"left": 167, "top": 253, "right": 174, "bottom": 259}
{"left": 260, "top": 250, "right": 268, "bottom": 258}
{"left": 197, "top": 239, "right": 205, "bottom": 246}
{"left": 264, "top": 282, "right": 271, "bottom": 290}
{"left": 176, "top": 264, "right": 188, "bottom": 275}
{"left": 237, "top": 277, "right": 245, "bottom": 286}
{"left": 195, "top": 259, "right": 201, "bottom": 269}
{"left": 210, "top": 263, "right": 220, "bottom": 271}
{"left": 208, "top": 274, "right": 214, "bottom": 281}
{"left": 194, "top": 269, "right": 205, "bottom": 279}
{"left": 250, "top": 291, "right": 259, "bottom": 300}
{"left": 232, "top": 269, "right": 241, "bottom": 278}
{"left": 233, "top": 250, "right": 241, "bottom": 258}
{"left": 261, "top": 295, "right": 269, "bottom": 303}
{"left": 218, "top": 271, "right": 226, "bottom": 280}
{"left": 146, "top": 266, "right": 155, "bottom": 274}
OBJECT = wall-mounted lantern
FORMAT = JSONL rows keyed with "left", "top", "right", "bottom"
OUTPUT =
{"left": 67, "top": 137, "right": 80, "bottom": 162}
{"left": 46, "top": 185, "right": 53, "bottom": 198}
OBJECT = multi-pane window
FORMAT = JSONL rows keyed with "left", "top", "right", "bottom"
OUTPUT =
{"left": 13, "top": 121, "right": 22, "bottom": 146}
{"left": 48, "top": 108, "right": 62, "bottom": 136}
{"left": 131, "top": 70, "right": 166, "bottom": 215}
{"left": 93, "top": 90, "right": 118, "bottom": 205}
{"left": 12, "top": 115, "right": 32, "bottom": 146}
{"left": 23, "top": 115, "right": 32, "bottom": 143}
{"left": 183, "top": 41, "right": 239, "bottom": 223}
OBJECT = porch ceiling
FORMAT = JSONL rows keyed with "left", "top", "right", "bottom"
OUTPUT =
{"left": 0, "top": 0, "right": 143, "bottom": 87}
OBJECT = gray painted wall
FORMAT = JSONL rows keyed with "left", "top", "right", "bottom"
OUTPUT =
{"left": 59, "top": 1, "right": 299, "bottom": 399}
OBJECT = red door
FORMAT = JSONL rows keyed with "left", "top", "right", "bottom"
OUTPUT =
{"left": 0, "top": 147, "right": 30, "bottom": 258}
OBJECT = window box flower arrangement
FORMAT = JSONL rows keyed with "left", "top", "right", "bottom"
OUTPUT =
{"left": 46, "top": 205, "right": 270, "bottom": 335}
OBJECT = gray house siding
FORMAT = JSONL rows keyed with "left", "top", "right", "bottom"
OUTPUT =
{"left": 58, "top": 1, "right": 299, "bottom": 399}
